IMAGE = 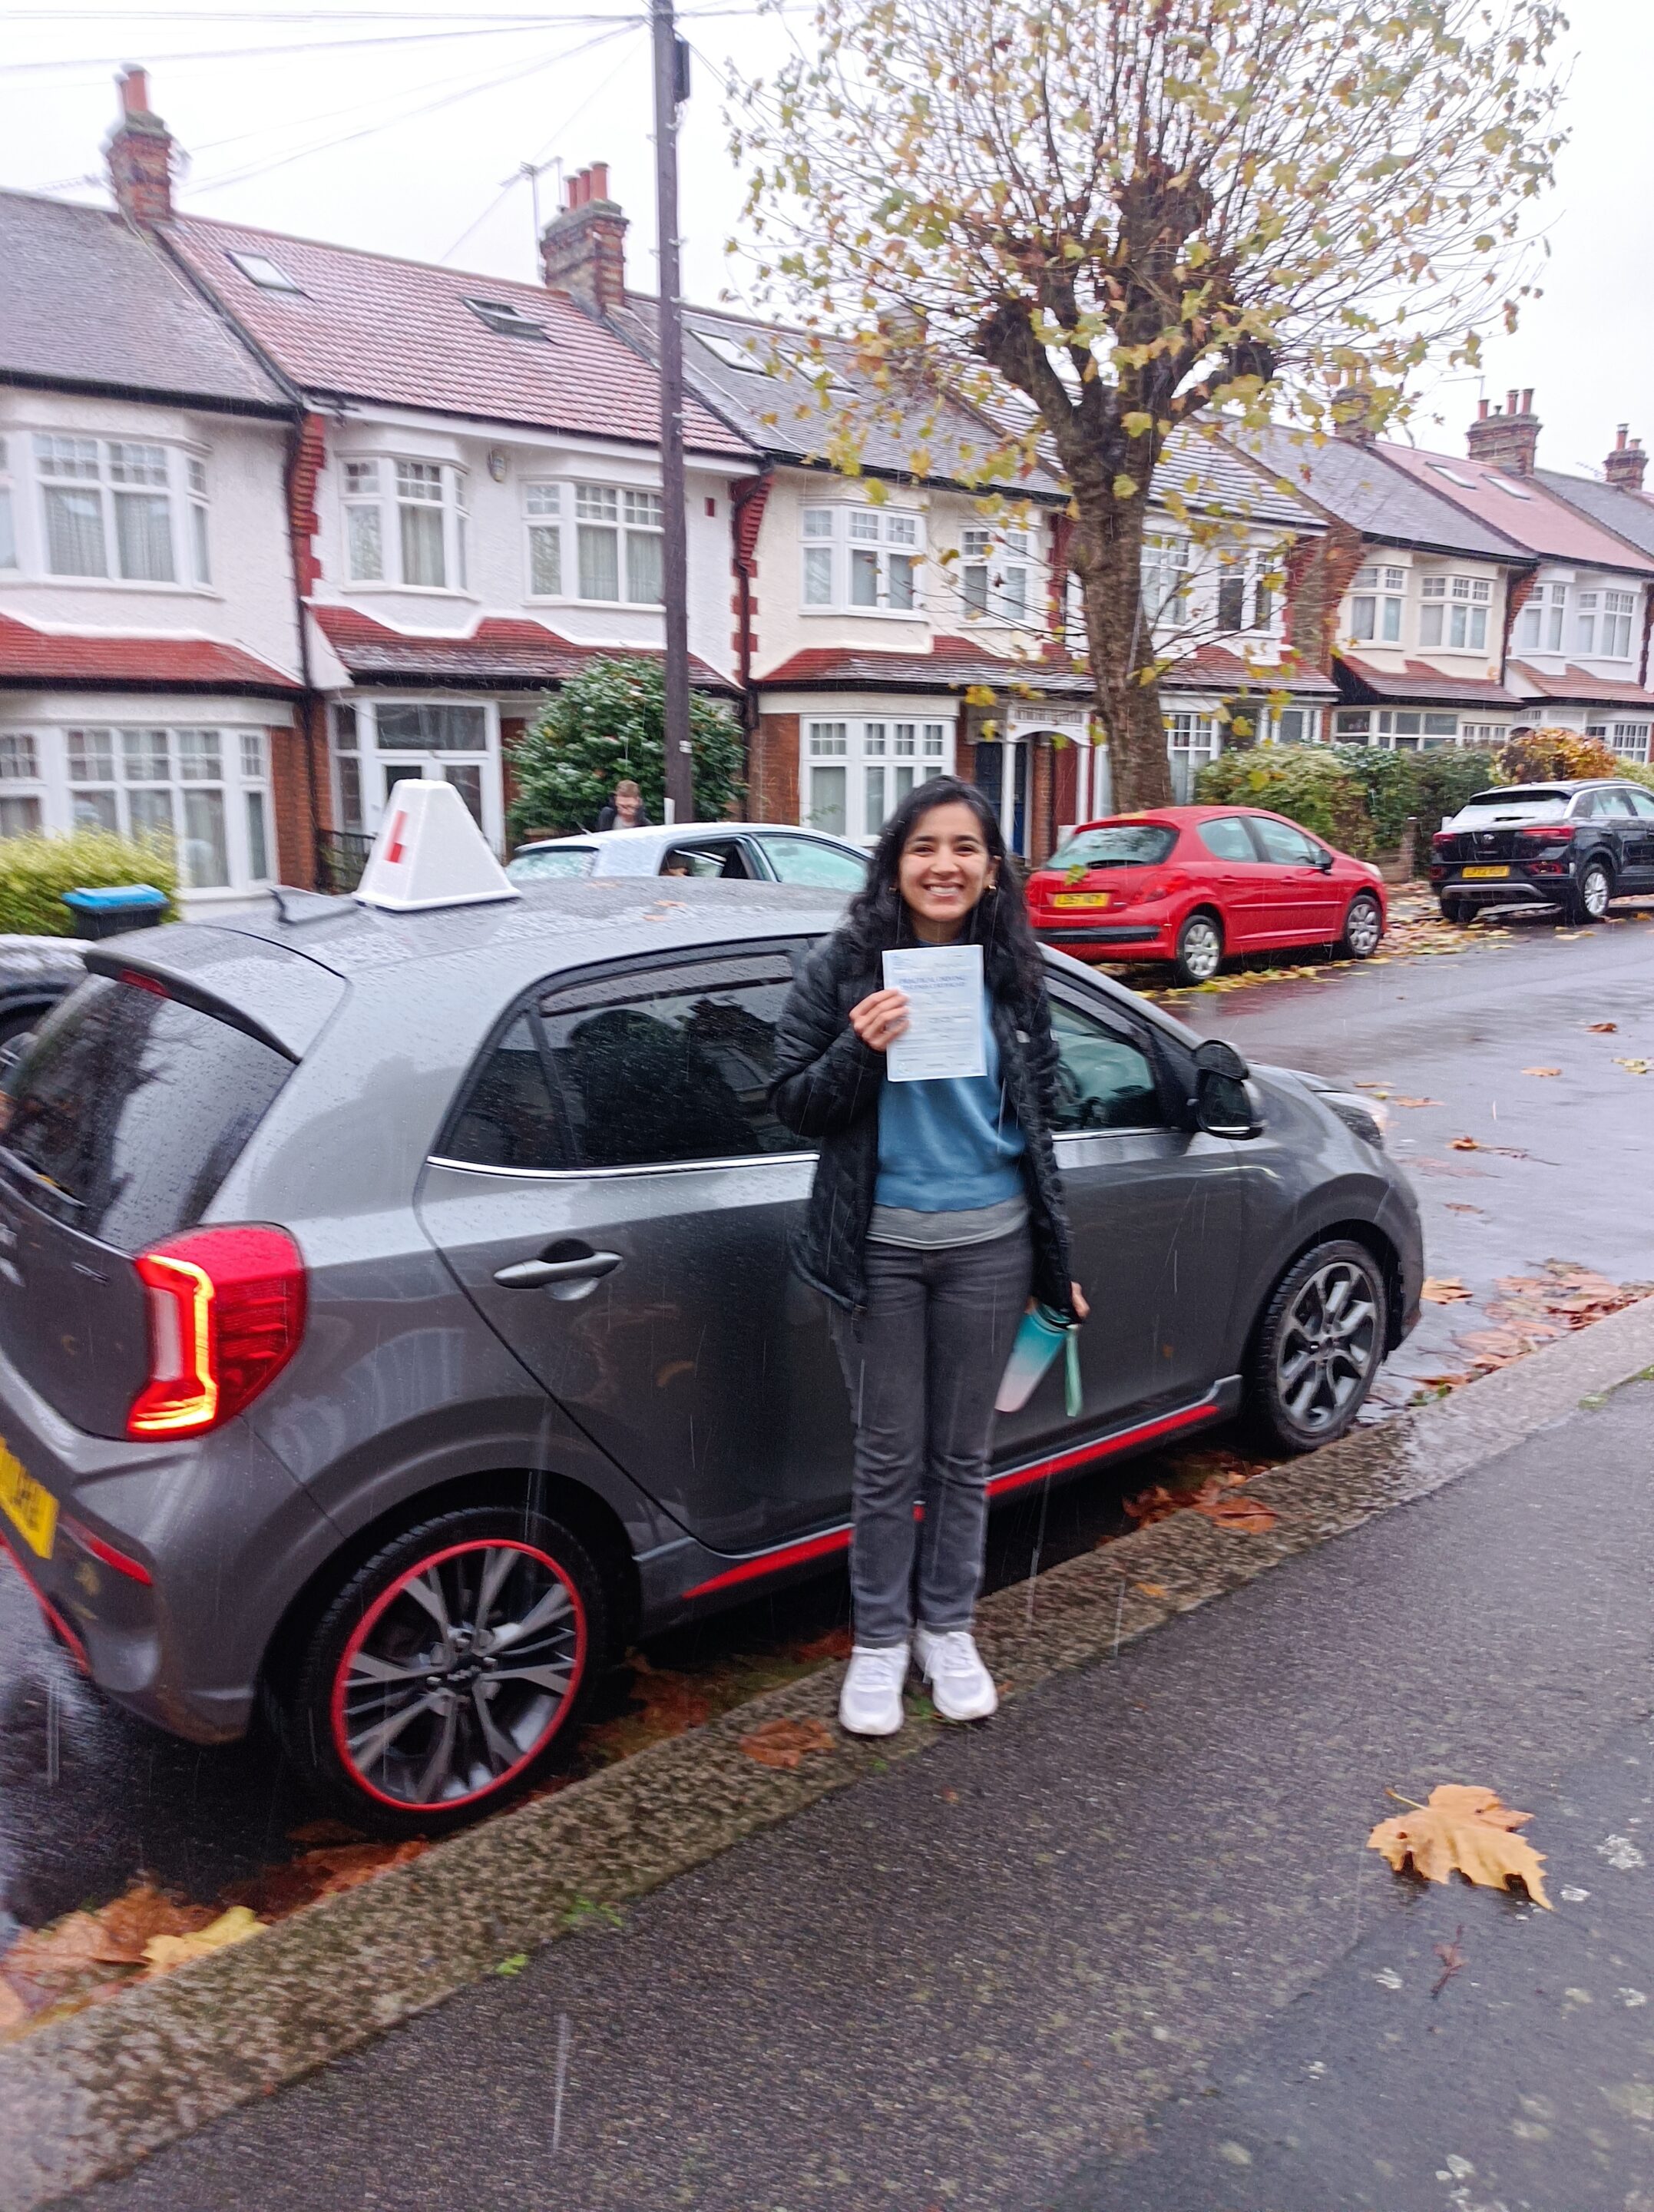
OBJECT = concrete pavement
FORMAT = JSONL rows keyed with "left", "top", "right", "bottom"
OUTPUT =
{"left": 56, "top": 1360, "right": 1654, "bottom": 2209}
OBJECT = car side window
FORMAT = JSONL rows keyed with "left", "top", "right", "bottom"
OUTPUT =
{"left": 1197, "top": 817, "right": 1262, "bottom": 863}
{"left": 1249, "top": 817, "right": 1320, "bottom": 866}
{"left": 540, "top": 954, "right": 803, "bottom": 1168}
{"left": 444, "top": 1015, "right": 570, "bottom": 1171}
{"left": 1625, "top": 788, "right": 1654, "bottom": 820}
{"left": 759, "top": 834, "right": 868, "bottom": 889}
{"left": 1570, "top": 793, "right": 1599, "bottom": 819}
{"left": 1047, "top": 996, "right": 1165, "bottom": 1132}
{"left": 662, "top": 841, "right": 751, "bottom": 879}
{"left": 508, "top": 847, "right": 597, "bottom": 881}
{"left": 1595, "top": 789, "right": 1636, "bottom": 819}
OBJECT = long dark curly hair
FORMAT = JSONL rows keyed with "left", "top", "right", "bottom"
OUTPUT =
{"left": 843, "top": 777, "right": 1045, "bottom": 998}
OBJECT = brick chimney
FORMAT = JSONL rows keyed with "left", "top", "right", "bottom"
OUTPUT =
{"left": 1466, "top": 388, "right": 1540, "bottom": 478}
{"left": 104, "top": 66, "right": 176, "bottom": 225}
{"left": 539, "top": 164, "right": 627, "bottom": 316}
{"left": 1330, "top": 369, "right": 1377, "bottom": 446}
{"left": 1605, "top": 423, "right": 1648, "bottom": 494}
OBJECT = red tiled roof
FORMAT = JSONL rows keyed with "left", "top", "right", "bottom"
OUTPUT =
{"left": 759, "top": 637, "right": 1092, "bottom": 694}
{"left": 0, "top": 614, "right": 299, "bottom": 694}
{"left": 164, "top": 216, "right": 749, "bottom": 460}
{"left": 1380, "top": 444, "right": 1654, "bottom": 574}
{"left": 1161, "top": 645, "right": 1339, "bottom": 699}
{"left": 310, "top": 605, "right": 733, "bottom": 690}
{"left": 1338, "top": 655, "right": 1520, "bottom": 707}
{"left": 1507, "top": 661, "right": 1654, "bottom": 709}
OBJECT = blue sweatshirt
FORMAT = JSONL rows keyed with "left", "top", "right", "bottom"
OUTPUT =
{"left": 874, "top": 985, "right": 1027, "bottom": 1213}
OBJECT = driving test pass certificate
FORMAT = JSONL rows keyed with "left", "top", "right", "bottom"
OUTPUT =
{"left": 881, "top": 944, "right": 986, "bottom": 1084}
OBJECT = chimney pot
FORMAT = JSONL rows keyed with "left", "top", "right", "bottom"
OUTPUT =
{"left": 1520, "top": 387, "right": 1533, "bottom": 415}
{"left": 1507, "top": 390, "right": 1519, "bottom": 416}
{"left": 1604, "top": 423, "right": 1649, "bottom": 493}
{"left": 541, "top": 160, "right": 627, "bottom": 314}
{"left": 1467, "top": 386, "right": 1541, "bottom": 477}
{"left": 105, "top": 63, "right": 175, "bottom": 225}
{"left": 1477, "top": 397, "right": 1490, "bottom": 419}
{"left": 1616, "top": 423, "right": 1629, "bottom": 450}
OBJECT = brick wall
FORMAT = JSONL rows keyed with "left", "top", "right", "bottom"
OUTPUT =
{"left": 270, "top": 706, "right": 330, "bottom": 888}
{"left": 749, "top": 711, "right": 799, "bottom": 823}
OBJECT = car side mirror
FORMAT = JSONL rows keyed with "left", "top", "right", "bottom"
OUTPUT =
{"left": 1190, "top": 1038, "right": 1261, "bottom": 1140}
{"left": 1315, "top": 848, "right": 1335, "bottom": 871}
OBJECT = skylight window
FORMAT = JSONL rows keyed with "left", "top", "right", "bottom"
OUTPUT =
{"left": 693, "top": 329, "right": 771, "bottom": 375}
{"left": 1427, "top": 463, "right": 1475, "bottom": 488}
{"left": 1489, "top": 475, "right": 1533, "bottom": 499}
{"left": 227, "top": 250, "right": 303, "bottom": 295}
{"left": 465, "top": 297, "right": 548, "bottom": 343}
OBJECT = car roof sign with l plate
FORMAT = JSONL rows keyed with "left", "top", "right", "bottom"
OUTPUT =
{"left": 355, "top": 779, "right": 521, "bottom": 912}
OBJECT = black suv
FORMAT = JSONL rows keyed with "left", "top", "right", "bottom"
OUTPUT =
{"left": 1431, "top": 779, "right": 1654, "bottom": 924}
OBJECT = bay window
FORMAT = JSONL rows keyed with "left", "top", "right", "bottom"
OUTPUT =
{"left": 1517, "top": 580, "right": 1569, "bottom": 653}
{"left": 803, "top": 717, "right": 949, "bottom": 839}
{"left": 50, "top": 723, "right": 272, "bottom": 887}
{"left": 800, "top": 505, "right": 925, "bottom": 614}
{"left": 343, "top": 462, "right": 385, "bottom": 581}
{"left": 1420, "top": 574, "right": 1490, "bottom": 650}
{"left": 187, "top": 456, "right": 211, "bottom": 586}
{"left": 0, "top": 733, "right": 42, "bottom": 839}
{"left": 341, "top": 455, "right": 468, "bottom": 590}
{"left": 524, "top": 480, "right": 663, "bottom": 604}
{"left": 396, "top": 461, "right": 446, "bottom": 588}
{"left": 1596, "top": 589, "right": 1636, "bottom": 659}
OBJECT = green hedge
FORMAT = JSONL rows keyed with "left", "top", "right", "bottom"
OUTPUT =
{"left": 1193, "top": 746, "right": 1503, "bottom": 859}
{"left": 0, "top": 830, "right": 177, "bottom": 937}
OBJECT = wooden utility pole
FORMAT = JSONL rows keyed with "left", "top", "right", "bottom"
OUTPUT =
{"left": 650, "top": 0, "right": 693, "bottom": 824}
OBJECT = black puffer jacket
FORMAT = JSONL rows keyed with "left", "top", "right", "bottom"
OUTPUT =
{"left": 769, "top": 929, "right": 1076, "bottom": 1318}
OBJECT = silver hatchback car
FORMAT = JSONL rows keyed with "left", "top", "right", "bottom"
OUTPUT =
{"left": 0, "top": 881, "right": 1421, "bottom": 1833}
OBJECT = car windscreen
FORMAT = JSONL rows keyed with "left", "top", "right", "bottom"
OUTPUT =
{"left": 1047, "top": 825, "right": 1177, "bottom": 870}
{"left": 1449, "top": 790, "right": 1570, "bottom": 826}
{"left": 508, "top": 847, "right": 597, "bottom": 881}
{"left": 0, "top": 975, "right": 293, "bottom": 1251}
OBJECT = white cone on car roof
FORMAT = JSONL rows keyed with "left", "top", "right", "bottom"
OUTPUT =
{"left": 354, "top": 778, "right": 520, "bottom": 912}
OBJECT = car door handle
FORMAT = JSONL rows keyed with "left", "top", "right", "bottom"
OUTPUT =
{"left": 493, "top": 1251, "right": 622, "bottom": 1288}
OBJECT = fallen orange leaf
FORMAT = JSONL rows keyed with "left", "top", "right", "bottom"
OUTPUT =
{"left": 1368, "top": 1783, "right": 1551, "bottom": 1908}
{"left": 1392, "top": 1097, "right": 1443, "bottom": 1108}
{"left": 1520, "top": 1066, "right": 1561, "bottom": 1078}
{"left": 1421, "top": 1277, "right": 1471, "bottom": 1304}
{"left": 144, "top": 1906, "right": 262, "bottom": 1974}
{"left": 740, "top": 1716, "right": 834, "bottom": 1770}
{"left": 1586, "top": 1021, "right": 1618, "bottom": 1032}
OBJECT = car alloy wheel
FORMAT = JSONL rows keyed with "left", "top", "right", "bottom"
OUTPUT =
{"left": 1248, "top": 1238, "right": 1387, "bottom": 1454}
{"left": 1341, "top": 893, "right": 1384, "bottom": 960}
{"left": 284, "top": 1505, "right": 607, "bottom": 1834}
{"left": 1173, "top": 911, "right": 1224, "bottom": 986}
{"left": 1573, "top": 861, "right": 1612, "bottom": 923}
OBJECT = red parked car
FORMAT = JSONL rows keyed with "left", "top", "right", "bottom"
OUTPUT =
{"left": 1027, "top": 806, "right": 1388, "bottom": 985}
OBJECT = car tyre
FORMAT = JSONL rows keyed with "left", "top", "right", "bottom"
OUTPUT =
{"left": 1339, "top": 892, "right": 1384, "bottom": 961}
{"left": 1246, "top": 1238, "right": 1388, "bottom": 1455}
{"left": 1438, "top": 896, "right": 1473, "bottom": 927}
{"left": 1567, "top": 859, "right": 1613, "bottom": 926}
{"left": 1173, "top": 909, "right": 1225, "bottom": 986}
{"left": 279, "top": 1504, "right": 610, "bottom": 1837}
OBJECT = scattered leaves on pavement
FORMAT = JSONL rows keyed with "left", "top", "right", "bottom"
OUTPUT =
{"left": 143, "top": 1907, "right": 262, "bottom": 1974}
{"left": 1444, "top": 1202, "right": 1486, "bottom": 1215}
{"left": 227, "top": 1839, "right": 426, "bottom": 1919}
{"left": 1431, "top": 1928, "right": 1468, "bottom": 1998}
{"left": 1587, "top": 1020, "right": 1619, "bottom": 1033}
{"left": 1520, "top": 1066, "right": 1562, "bottom": 1078}
{"left": 1368, "top": 1783, "right": 1552, "bottom": 1908}
{"left": 1123, "top": 1474, "right": 1277, "bottom": 1534}
{"left": 1391, "top": 1097, "right": 1443, "bottom": 1108}
{"left": 1446, "top": 1260, "right": 1650, "bottom": 1376}
{"left": 1421, "top": 1277, "right": 1471, "bottom": 1304}
{"left": 739, "top": 1716, "right": 835, "bottom": 1770}
{"left": 1447, "top": 1135, "right": 1530, "bottom": 1158}
{"left": 1613, "top": 1057, "right": 1650, "bottom": 1075}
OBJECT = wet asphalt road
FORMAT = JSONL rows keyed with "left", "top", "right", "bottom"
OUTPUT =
{"left": 3, "top": 901, "right": 1651, "bottom": 1950}
{"left": 67, "top": 1373, "right": 1654, "bottom": 2210}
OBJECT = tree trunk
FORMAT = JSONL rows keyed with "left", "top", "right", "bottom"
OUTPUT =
{"left": 1070, "top": 495, "right": 1174, "bottom": 812}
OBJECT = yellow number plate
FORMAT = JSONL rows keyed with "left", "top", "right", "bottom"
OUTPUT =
{"left": 1052, "top": 892, "right": 1110, "bottom": 909}
{"left": 1462, "top": 865, "right": 1510, "bottom": 879}
{"left": 0, "top": 1439, "right": 56, "bottom": 1560}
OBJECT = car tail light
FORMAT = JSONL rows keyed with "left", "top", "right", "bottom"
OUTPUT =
{"left": 1431, "top": 831, "right": 1457, "bottom": 849}
{"left": 1517, "top": 823, "right": 1575, "bottom": 840}
{"left": 128, "top": 1225, "right": 306, "bottom": 1439}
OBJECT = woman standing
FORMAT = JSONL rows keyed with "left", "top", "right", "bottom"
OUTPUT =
{"left": 772, "top": 780, "right": 1088, "bottom": 1737}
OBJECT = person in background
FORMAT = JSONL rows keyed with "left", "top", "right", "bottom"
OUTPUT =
{"left": 770, "top": 778, "right": 1088, "bottom": 1738}
{"left": 597, "top": 778, "right": 650, "bottom": 831}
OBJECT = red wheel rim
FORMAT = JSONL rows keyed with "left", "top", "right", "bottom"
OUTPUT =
{"left": 329, "top": 1537, "right": 587, "bottom": 1813}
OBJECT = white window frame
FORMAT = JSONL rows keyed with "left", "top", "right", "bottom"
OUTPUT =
{"left": 799, "top": 714, "right": 951, "bottom": 839}
{"left": 329, "top": 696, "right": 504, "bottom": 853}
{"left": 0, "top": 730, "right": 45, "bottom": 839}
{"left": 1142, "top": 535, "right": 1191, "bottom": 634}
{"left": 22, "top": 433, "right": 213, "bottom": 591}
{"left": 1600, "top": 588, "right": 1636, "bottom": 661}
{"left": 1518, "top": 579, "right": 1570, "bottom": 654}
{"left": 1609, "top": 720, "right": 1652, "bottom": 763}
{"left": 0, "top": 438, "right": 17, "bottom": 575}
{"left": 1165, "top": 711, "right": 1218, "bottom": 801}
{"left": 961, "top": 523, "right": 1034, "bottom": 627}
{"left": 1419, "top": 572, "right": 1490, "bottom": 652}
{"left": 798, "top": 505, "right": 925, "bottom": 618}
{"left": 0, "top": 722, "right": 273, "bottom": 889}
{"left": 338, "top": 453, "right": 470, "bottom": 594}
{"left": 1348, "top": 564, "right": 1407, "bottom": 646}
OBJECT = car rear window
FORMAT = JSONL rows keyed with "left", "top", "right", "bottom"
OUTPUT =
{"left": 508, "top": 846, "right": 597, "bottom": 881}
{"left": 0, "top": 975, "right": 293, "bottom": 1251}
{"left": 1451, "top": 789, "right": 1570, "bottom": 825}
{"left": 1047, "top": 825, "right": 1176, "bottom": 869}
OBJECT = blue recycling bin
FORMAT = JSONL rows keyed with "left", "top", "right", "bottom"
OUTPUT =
{"left": 61, "top": 885, "right": 169, "bottom": 941}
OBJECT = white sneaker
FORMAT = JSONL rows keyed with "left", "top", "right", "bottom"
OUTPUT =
{"left": 839, "top": 1644, "right": 909, "bottom": 1736}
{"left": 913, "top": 1626, "right": 997, "bottom": 1722}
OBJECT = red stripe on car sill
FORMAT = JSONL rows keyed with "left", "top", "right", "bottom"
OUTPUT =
{"left": 0, "top": 1528, "right": 91, "bottom": 1671}
{"left": 681, "top": 1397, "right": 1222, "bottom": 1599}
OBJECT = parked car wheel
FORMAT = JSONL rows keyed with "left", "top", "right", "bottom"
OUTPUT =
{"left": 1339, "top": 892, "right": 1384, "bottom": 961}
{"left": 280, "top": 1505, "right": 610, "bottom": 1836}
{"left": 1247, "top": 1238, "right": 1388, "bottom": 1455}
{"left": 1568, "top": 858, "right": 1613, "bottom": 926}
{"left": 1173, "top": 909, "right": 1224, "bottom": 986}
{"left": 1438, "top": 895, "right": 1474, "bottom": 927}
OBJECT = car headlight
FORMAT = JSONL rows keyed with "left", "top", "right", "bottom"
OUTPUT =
{"left": 1315, "top": 1090, "right": 1387, "bottom": 1147}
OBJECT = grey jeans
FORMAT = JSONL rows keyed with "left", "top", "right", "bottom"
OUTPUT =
{"left": 829, "top": 1228, "right": 1034, "bottom": 1649}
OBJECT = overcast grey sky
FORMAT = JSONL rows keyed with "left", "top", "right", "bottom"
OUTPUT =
{"left": 5, "top": 1, "right": 1647, "bottom": 479}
